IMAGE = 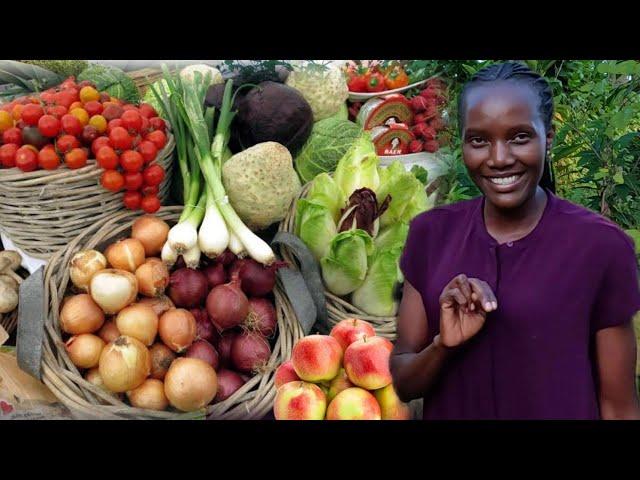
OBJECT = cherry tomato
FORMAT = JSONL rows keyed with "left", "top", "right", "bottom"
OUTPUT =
{"left": 107, "top": 118, "right": 124, "bottom": 134}
{"left": 123, "top": 191, "right": 142, "bottom": 210}
{"left": 77, "top": 80, "right": 95, "bottom": 89}
{"left": 60, "top": 79, "right": 77, "bottom": 90}
{"left": 65, "top": 148, "right": 88, "bottom": 169}
{"left": 2, "top": 127, "right": 22, "bottom": 146}
{"left": 142, "top": 164, "right": 165, "bottom": 186}
{"left": 138, "top": 103, "right": 158, "bottom": 119}
{"left": 145, "top": 130, "right": 167, "bottom": 150}
{"left": 124, "top": 172, "right": 144, "bottom": 191}
{"left": 100, "top": 170, "right": 125, "bottom": 192}
{"left": 15, "top": 147, "right": 38, "bottom": 172}
{"left": 60, "top": 114, "right": 83, "bottom": 136}
{"left": 141, "top": 185, "right": 158, "bottom": 196}
{"left": 83, "top": 100, "right": 103, "bottom": 117}
{"left": 56, "top": 134, "right": 81, "bottom": 154}
{"left": 21, "top": 104, "right": 44, "bottom": 126}
{"left": 141, "top": 194, "right": 161, "bottom": 213}
{"left": 54, "top": 90, "right": 78, "bottom": 109}
{"left": 69, "top": 101, "right": 83, "bottom": 112}
{"left": 91, "top": 137, "right": 112, "bottom": 157}
{"left": 149, "top": 117, "right": 166, "bottom": 132}
{"left": 11, "top": 104, "right": 24, "bottom": 121}
{"left": 96, "top": 146, "right": 119, "bottom": 170}
{"left": 99, "top": 92, "right": 110, "bottom": 103}
{"left": 0, "top": 110, "right": 13, "bottom": 132}
{"left": 120, "top": 150, "right": 144, "bottom": 173}
{"left": 37, "top": 115, "right": 61, "bottom": 137}
{"left": 122, "top": 104, "right": 137, "bottom": 112}
{"left": 137, "top": 140, "right": 158, "bottom": 163}
{"left": 132, "top": 134, "right": 142, "bottom": 148}
{"left": 0, "top": 144, "right": 19, "bottom": 168}
{"left": 89, "top": 115, "right": 107, "bottom": 133}
{"left": 46, "top": 105, "right": 68, "bottom": 119}
{"left": 38, "top": 148, "right": 60, "bottom": 170}
{"left": 121, "top": 110, "right": 142, "bottom": 133}
{"left": 79, "top": 87, "right": 100, "bottom": 103}
{"left": 70, "top": 108, "right": 89, "bottom": 126}
{"left": 109, "top": 127, "right": 133, "bottom": 150}
{"left": 140, "top": 115, "right": 150, "bottom": 135}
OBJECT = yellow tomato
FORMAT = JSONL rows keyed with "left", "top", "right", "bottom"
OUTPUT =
{"left": 79, "top": 86, "right": 100, "bottom": 104}
{"left": 0, "top": 110, "right": 13, "bottom": 132}
{"left": 70, "top": 108, "right": 89, "bottom": 126}
{"left": 69, "top": 101, "right": 83, "bottom": 112}
{"left": 12, "top": 104, "right": 23, "bottom": 121}
{"left": 89, "top": 115, "right": 107, "bottom": 133}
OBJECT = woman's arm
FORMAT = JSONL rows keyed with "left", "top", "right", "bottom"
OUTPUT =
{"left": 595, "top": 322, "right": 640, "bottom": 420}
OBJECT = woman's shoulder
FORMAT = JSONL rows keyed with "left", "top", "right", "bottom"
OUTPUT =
{"left": 409, "top": 196, "right": 483, "bottom": 233}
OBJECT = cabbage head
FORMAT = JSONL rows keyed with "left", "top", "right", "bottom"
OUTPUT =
{"left": 295, "top": 199, "right": 338, "bottom": 261}
{"left": 320, "top": 229, "right": 375, "bottom": 296}
{"left": 306, "top": 173, "right": 345, "bottom": 223}
{"left": 351, "top": 247, "right": 403, "bottom": 317}
{"left": 333, "top": 134, "right": 380, "bottom": 198}
{"left": 377, "top": 161, "right": 429, "bottom": 228}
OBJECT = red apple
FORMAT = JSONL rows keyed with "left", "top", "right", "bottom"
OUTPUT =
{"left": 343, "top": 336, "right": 393, "bottom": 390}
{"left": 330, "top": 318, "right": 376, "bottom": 352}
{"left": 274, "top": 360, "right": 301, "bottom": 388}
{"left": 291, "top": 335, "right": 342, "bottom": 383}
{"left": 326, "top": 368, "right": 354, "bottom": 403}
{"left": 326, "top": 387, "right": 381, "bottom": 420}
{"left": 374, "top": 384, "right": 412, "bottom": 420}
{"left": 273, "top": 381, "right": 326, "bottom": 420}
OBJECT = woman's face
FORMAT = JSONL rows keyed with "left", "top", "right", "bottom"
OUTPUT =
{"left": 461, "top": 82, "right": 554, "bottom": 210}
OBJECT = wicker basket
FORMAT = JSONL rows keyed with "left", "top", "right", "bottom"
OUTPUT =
{"left": 0, "top": 310, "right": 17, "bottom": 337}
{"left": 278, "top": 183, "right": 398, "bottom": 340}
{"left": 41, "top": 207, "right": 303, "bottom": 420}
{"left": 126, "top": 68, "right": 165, "bottom": 97}
{"left": 0, "top": 135, "right": 175, "bottom": 261}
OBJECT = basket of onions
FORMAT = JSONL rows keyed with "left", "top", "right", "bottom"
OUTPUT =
{"left": 40, "top": 206, "right": 303, "bottom": 419}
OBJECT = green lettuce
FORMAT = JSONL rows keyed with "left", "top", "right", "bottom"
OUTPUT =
{"left": 333, "top": 134, "right": 380, "bottom": 198}
{"left": 320, "top": 229, "right": 375, "bottom": 296}
{"left": 375, "top": 223, "right": 409, "bottom": 251}
{"left": 377, "top": 160, "right": 429, "bottom": 228}
{"left": 351, "top": 247, "right": 403, "bottom": 317}
{"left": 306, "top": 173, "right": 346, "bottom": 223}
{"left": 295, "top": 199, "right": 338, "bottom": 261}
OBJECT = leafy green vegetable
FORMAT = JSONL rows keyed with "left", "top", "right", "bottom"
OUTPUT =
{"left": 285, "top": 63, "right": 349, "bottom": 121}
{"left": 306, "top": 173, "right": 346, "bottom": 222}
{"left": 333, "top": 134, "right": 380, "bottom": 198}
{"left": 374, "top": 223, "right": 409, "bottom": 251}
{"left": 295, "top": 199, "right": 338, "bottom": 261}
{"left": 376, "top": 160, "right": 429, "bottom": 227}
{"left": 351, "top": 247, "right": 403, "bottom": 317}
{"left": 78, "top": 64, "right": 140, "bottom": 104}
{"left": 320, "top": 229, "right": 375, "bottom": 296}
{"left": 410, "top": 165, "right": 429, "bottom": 185}
{"left": 294, "top": 117, "right": 362, "bottom": 183}
{"left": 142, "top": 79, "right": 170, "bottom": 116}
{"left": 21, "top": 60, "right": 88, "bottom": 78}
{"left": 0, "top": 60, "right": 63, "bottom": 101}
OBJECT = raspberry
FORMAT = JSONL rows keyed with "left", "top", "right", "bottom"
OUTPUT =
{"left": 413, "top": 123, "right": 437, "bottom": 141}
{"left": 409, "top": 139, "right": 424, "bottom": 153}
{"left": 410, "top": 96, "right": 430, "bottom": 113}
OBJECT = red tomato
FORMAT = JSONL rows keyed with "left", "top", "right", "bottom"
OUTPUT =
{"left": 142, "top": 164, "right": 165, "bottom": 186}
{"left": 83, "top": 101, "right": 103, "bottom": 117}
{"left": 141, "top": 185, "right": 158, "bottom": 196}
{"left": 0, "top": 144, "right": 19, "bottom": 168}
{"left": 60, "top": 79, "right": 77, "bottom": 90}
{"left": 120, "top": 150, "right": 144, "bottom": 173}
{"left": 137, "top": 140, "right": 158, "bottom": 163}
{"left": 109, "top": 127, "right": 133, "bottom": 150}
{"left": 21, "top": 104, "right": 44, "bottom": 126}
{"left": 65, "top": 148, "right": 88, "bottom": 169}
{"left": 15, "top": 147, "right": 38, "bottom": 172}
{"left": 61, "top": 114, "right": 83, "bottom": 136}
{"left": 145, "top": 130, "right": 167, "bottom": 150}
{"left": 124, "top": 172, "right": 144, "bottom": 191}
{"left": 46, "top": 105, "right": 68, "bottom": 119}
{"left": 37, "top": 115, "right": 61, "bottom": 137}
{"left": 100, "top": 170, "right": 125, "bottom": 192}
{"left": 96, "top": 146, "right": 119, "bottom": 170}
{"left": 2, "top": 127, "right": 22, "bottom": 146}
{"left": 141, "top": 194, "right": 161, "bottom": 213}
{"left": 91, "top": 136, "right": 112, "bottom": 157}
{"left": 122, "top": 104, "right": 137, "bottom": 112}
{"left": 121, "top": 110, "right": 142, "bottom": 133}
{"left": 56, "top": 134, "right": 81, "bottom": 154}
{"left": 149, "top": 117, "right": 166, "bottom": 132}
{"left": 54, "top": 90, "right": 76, "bottom": 109}
{"left": 138, "top": 103, "right": 158, "bottom": 119}
{"left": 140, "top": 116, "right": 150, "bottom": 135}
{"left": 106, "top": 118, "right": 124, "bottom": 134}
{"left": 38, "top": 148, "right": 61, "bottom": 170}
{"left": 123, "top": 191, "right": 142, "bottom": 210}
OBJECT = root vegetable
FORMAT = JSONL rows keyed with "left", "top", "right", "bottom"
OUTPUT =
{"left": 158, "top": 308, "right": 197, "bottom": 353}
{"left": 138, "top": 295, "right": 175, "bottom": 316}
{"left": 0, "top": 283, "right": 18, "bottom": 314}
{"left": 105, "top": 238, "right": 146, "bottom": 273}
{"left": 65, "top": 334, "right": 105, "bottom": 369}
{"left": 127, "top": 379, "right": 169, "bottom": 411}
{"left": 203, "top": 263, "right": 227, "bottom": 289}
{"left": 89, "top": 269, "right": 138, "bottom": 314}
{"left": 0, "top": 274, "right": 18, "bottom": 291}
{"left": 217, "top": 331, "right": 238, "bottom": 367}
{"left": 59, "top": 294, "right": 105, "bottom": 334}
{"left": 69, "top": 250, "right": 107, "bottom": 292}
{"left": 115, "top": 303, "right": 159, "bottom": 346}
{"left": 186, "top": 340, "right": 219, "bottom": 370}
{"left": 131, "top": 215, "right": 170, "bottom": 257}
{"left": 230, "top": 258, "right": 285, "bottom": 297}
{"left": 168, "top": 268, "right": 208, "bottom": 308}
{"left": 135, "top": 258, "right": 170, "bottom": 297}
{"left": 164, "top": 358, "right": 217, "bottom": 412}
{"left": 191, "top": 308, "right": 218, "bottom": 346}
{"left": 206, "top": 279, "right": 249, "bottom": 332}
{"left": 99, "top": 335, "right": 151, "bottom": 393}
{"left": 98, "top": 320, "right": 121, "bottom": 344}
{"left": 149, "top": 343, "right": 176, "bottom": 380}
{"left": 0, "top": 251, "right": 21, "bottom": 271}
{"left": 214, "top": 369, "right": 246, "bottom": 403}
{"left": 245, "top": 298, "right": 277, "bottom": 337}
{"left": 230, "top": 331, "right": 271, "bottom": 374}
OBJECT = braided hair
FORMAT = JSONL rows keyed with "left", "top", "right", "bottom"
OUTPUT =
{"left": 458, "top": 62, "right": 556, "bottom": 192}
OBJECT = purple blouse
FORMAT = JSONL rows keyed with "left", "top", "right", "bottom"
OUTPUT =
{"left": 399, "top": 190, "right": 640, "bottom": 420}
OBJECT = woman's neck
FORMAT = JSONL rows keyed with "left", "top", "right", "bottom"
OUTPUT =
{"left": 483, "top": 187, "right": 548, "bottom": 244}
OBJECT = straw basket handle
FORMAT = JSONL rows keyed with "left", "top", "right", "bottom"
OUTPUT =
{"left": 15, "top": 266, "right": 45, "bottom": 380}
{"left": 271, "top": 232, "right": 327, "bottom": 335}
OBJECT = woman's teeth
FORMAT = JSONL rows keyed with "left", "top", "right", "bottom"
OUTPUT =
{"left": 489, "top": 174, "right": 522, "bottom": 185}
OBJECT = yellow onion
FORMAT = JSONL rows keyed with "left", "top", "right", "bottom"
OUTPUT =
{"left": 164, "top": 358, "right": 217, "bottom": 412}
{"left": 127, "top": 378, "right": 169, "bottom": 411}
{"left": 99, "top": 335, "right": 151, "bottom": 393}
{"left": 69, "top": 250, "right": 107, "bottom": 292}
{"left": 135, "top": 258, "right": 170, "bottom": 297}
{"left": 85, "top": 367, "right": 105, "bottom": 387}
{"left": 115, "top": 303, "right": 159, "bottom": 346}
{"left": 105, "top": 238, "right": 146, "bottom": 273}
{"left": 97, "top": 319, "right": 121, "bottom": 344}
{"left": 66, "top": 334, "right": 105, "bottom": 369}
{"left": 138, "top": 295, "right": 175, "bottom": 316}
{"left": 59, "top": 294, "right": 105, "bottom": 334}
{"left": 158, "top": 308, "right": 197, "bottom": 353}
{"left": 149, "top": 343, "right": 176, "bottom": 380}
{"left": 131, "top": 215, "right": 170, "bottom": 257}
{"left": 89, "top": 269, "right": 138, "bottom": 315}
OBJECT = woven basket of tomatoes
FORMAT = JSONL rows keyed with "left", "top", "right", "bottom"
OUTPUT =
{"left": 0, "top": 77, "right": 175, "bottom": 260}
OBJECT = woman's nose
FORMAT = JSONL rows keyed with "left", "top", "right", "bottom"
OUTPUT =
{"left": 487, "top": 141, "right": 515, "bottom": 168}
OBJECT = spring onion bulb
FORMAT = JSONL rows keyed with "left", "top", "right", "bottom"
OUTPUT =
{"left": 198, "top": 190, "right": 229, "bottom": 258}
{"left": 161, "top": 242, "right": 178, "bottom": 267}
{"left": 183, "top": 244, "right": 202, "bottom": 269}
{"left": 227, "top": 228, "right": 246, "bottom": 257}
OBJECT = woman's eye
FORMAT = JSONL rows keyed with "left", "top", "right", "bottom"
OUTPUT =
{"left": 511, "top": 133, "right": 530, "bottom": 143}
{"left": 469, "top": 137, "right": 487, "bottom": 146}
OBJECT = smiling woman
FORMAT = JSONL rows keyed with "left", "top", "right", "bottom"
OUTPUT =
{"left": 390, "top": 62, "right": 640, "bottom": 420}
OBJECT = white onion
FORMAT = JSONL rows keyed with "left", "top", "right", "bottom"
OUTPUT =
{"left": 89, "top": 269, "right": 138, "bottom": 315}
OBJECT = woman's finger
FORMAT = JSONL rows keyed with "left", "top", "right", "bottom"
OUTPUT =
{"left": 454, "top": 274, "right": 473, "bottom": 304}
{"left": 440, "top": 287, "right": 468, "bottom": 308}
{"left": 468, "top": 278, "right": 497, "bottom": 312}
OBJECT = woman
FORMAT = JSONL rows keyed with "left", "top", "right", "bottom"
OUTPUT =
{"left": 390, "top": 62, "right": 640, "bottom": 420}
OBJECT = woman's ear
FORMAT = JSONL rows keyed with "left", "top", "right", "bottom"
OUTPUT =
{"left": 546, "top": 128, "right": 556, "bottom": 152}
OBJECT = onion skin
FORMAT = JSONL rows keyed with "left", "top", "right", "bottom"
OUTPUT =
{"left": 206, "top": 281, "right": 249, "bottom": 332}
{"left": 138, "top": 295, "right": 175, "bottom": 316}
{"left": 69, "top": 250, "right": 107, "bottom": 292}
{"left": 168, "top": 268, "right": 208, "bottom": 308}
{"left": 98, "top": 335, "right": 151, "bottom": 393}
{"left": 149, "top": 343, "right": 177, "bottom": 380}
{"left": 98, "top": 320, "right": 121, "bottom": 344}
{"left": 186, "top": 340, "right": 219, "bottom": 370}
{"left": 214, "top": 369, "right": 246, "bottom": 403}
{"left": 203, "top": 263, "right": 227, "bottom": 289}
{"left": 127, "top": 378, "right": 169, "bottom": 411}
{"left": 131, "top": 215, "right": 170, "bottom": 257}
{"left": 230, "top": 331, "right": 271, "bottom": 374}
{"left": 105, "top": 238, "right": 146, "bottom": 273}
{"left": 245, "top": 298, "right": 277, "bottom": 337}
{"left": 89, "top": 269, "right": 138, "bottom": 315}
{"left": 136, "top": 259, "right": 170, "bottom": 297}
{"left": 164, "top": 358, "right": 218, "bottom": 412}
{"left": 158, "top": 308, "right": 197, "bottom": 353}
{"left": 60, "top": 294, "right": 105, "bottom": 334}
{"left": 230, "top": 258, "right": 284, "bottom": 297}
{"left": 191, "top": 308, "right": 219, "bottom": 346}
{"left": 115, "top": 303, "right": 159, "bottom": 346}
{"left": 216, "top": 249, "right": 237, "bottom": 266}
{"left": 65, "top": 334, "right": 106, "bottom": 369}
{"left": 217, "top": 331, "right": 238, "bottom": 368}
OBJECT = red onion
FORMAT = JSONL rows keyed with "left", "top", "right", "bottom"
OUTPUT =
{"left": 191, "top": 308, "right": 219, "bottom": 346}
{"left": 214, "top": 369, "right": 246, "bottom": 403}
{"left": 231, "top": 331, "right": 271, "bottom": 374}
{"left": 216, "top": 249, "right": 237, "bottom": 266}
{"left": 203, "top": 263, "right": 227, "bottom": 289}
{"left": 186, "top": 340, "right": 219, "bottom": 370}
{"left": 206, "top": 280, "right": 249, "bottom": 332}
{"left": 245, "top": 298, "right": 277, "bottom": 337}
{"left": 168, "top": 268, "right": 208, "bottom": 308}
{"left": 218, "top": 331, "right": 238, "bottom": 367}
{"left": 230, "top": 258, "right": 287, "bottom": 297}
{"left": 174, "top": 256, "right": 186, "bottom": 270}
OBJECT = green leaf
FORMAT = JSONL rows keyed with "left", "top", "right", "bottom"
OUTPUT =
{"left": 614, "top": 171, "right": 625, "bottom": 184}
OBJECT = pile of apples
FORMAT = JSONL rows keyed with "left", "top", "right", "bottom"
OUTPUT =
{"left": 273, "top": 318, "right": 411, "bottom": 420}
